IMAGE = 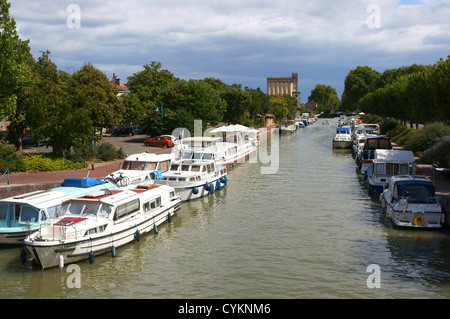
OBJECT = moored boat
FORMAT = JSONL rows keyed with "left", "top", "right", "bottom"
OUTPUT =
{"left": 279, "top": 121, "right": 296, "bottom": 134}
{"left": 366, "top": 149, "right": 416, "bottom": 197}
{"left": 332, "top": 127, "right": 352, "bottom": 149}
{"left": 23, "top": 184, "right": 181, "bottom": 269}
{"left": 380, "top": 175, "right": 444, "bottom": 229}
{"left": 154, "top": 158, "right": 228, "bottom": 201}
{"left": 356, "top": 136, "right": 392, "bottom": 173}
{"left": 0, "top": 177, "right": 117, "bottom": 246}
{"left": 104, "top": 152, "right": 174, "bottom": 187}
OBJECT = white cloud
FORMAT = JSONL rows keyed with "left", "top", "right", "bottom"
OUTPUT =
{"left": 9, "top": 0, "right": 450, "bottom": 101}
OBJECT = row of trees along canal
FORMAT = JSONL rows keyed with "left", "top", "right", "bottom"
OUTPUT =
{"left": 340, "top": 57, "right": 450, "bottom": 126}
{"left": 0, "top": 0, "right": 298, "bottom": 157}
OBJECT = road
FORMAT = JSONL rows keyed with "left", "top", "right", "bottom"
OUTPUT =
{"left": 17, "top": 133, "right": 167, "bottom": 156}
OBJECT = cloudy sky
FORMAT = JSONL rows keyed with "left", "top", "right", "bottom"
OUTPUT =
{"left": 10, "top": 0, "right": 450, "bottom": 103}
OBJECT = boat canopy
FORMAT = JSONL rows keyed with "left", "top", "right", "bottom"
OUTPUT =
{"left": 395, "top": 179, "right": 436, "bottom": 200}
{"left": 336, "top": 127, "right": 350, "bottom": 132}
{"left": 374, "top": 150, "right": 415, "bottom": 163}
{"left": 60, "top": 177, "right": 107, "bottom": 188}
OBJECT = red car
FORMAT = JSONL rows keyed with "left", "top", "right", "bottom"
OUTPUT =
{"left": 144, "top": 136, "right": 174, "bottom": 148}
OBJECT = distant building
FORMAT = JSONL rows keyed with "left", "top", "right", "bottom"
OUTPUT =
{"left": 305, "top": 100, "right": 318, "bottom": 112}
{"left": 267, "top": 72, "right": 301, "bottom": 108}
{"left": 112, "top": 73, "right": 130, "bottom": 96}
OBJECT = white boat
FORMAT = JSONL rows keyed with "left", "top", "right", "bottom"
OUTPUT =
{"left": 0, "top": 177, "right": 118, "bottom": 246}
{"left": 356, "top": 137, "right": 392, "bottom": 174}
{"left": 279, "top": 121, "right": 296, "bottom": 134}
{"left": 23, "top": 184, "right": 181, "bottom": 269}
{"left": 154, "top": 158, "right": 228, "bottom": 201}
{"left": 332, "top": 127, "right": 352, "bottom": 149}
{"left": 366, "top": 149, "right": 416, "bottom": 197}
{"left": 380, "top": 175, "right": 444, "bottom": 229}
{"left": 174, "top": 133, "right": 258, "bottom": 167}
{"left": 104, "top": 152, "right": 174, "bottom": 187}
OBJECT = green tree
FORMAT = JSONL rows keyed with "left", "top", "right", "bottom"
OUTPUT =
{"left": 220, "top": 84, "right": 250, "bottom": 125}
{"left": 244, "top": 87, "right": 271, "bottom": 127}
{"left": 0, "top": 0, "right": 32, "bottom": 119}
{"left": 71, "top": 63, "right": 124, "bottom": 139}
{"left": 155, "top": 79, "right": 226, "bottom": 135}
{"left": 308, "top": 84, "right": 340, "bottom": 113}
{"left": 127, "top": 61, "right": 177, "bottom": 105}
{"left": 20, "top": 51, "right": 92, "bottom": 156}
{"left": 341, "top": 66, "right": 381, "bottom": 111}
{"left": 269, "top": 94, "right": 296, "bottom": 122}
{"left": 429, "top": 56, "right": 450, "bottom": 123}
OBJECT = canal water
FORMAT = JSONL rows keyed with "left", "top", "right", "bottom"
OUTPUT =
{"left": 1, "top": 118, "right": 450, "bottom": 299}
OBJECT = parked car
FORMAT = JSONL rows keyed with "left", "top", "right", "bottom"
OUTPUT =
{"left": 160, "top": 135, "right": 178, "bottom": 144}
{"left": 144, "top": 136, "right": 174, "bottom": 148}
{"left": 21, "top": 136, "right": 47, "bottom": 147}
{"left": 112, "top": 127, "right": 134, "bottom": 136}
{"left": 131, "top": 126, "right": 143, "bottom": 134}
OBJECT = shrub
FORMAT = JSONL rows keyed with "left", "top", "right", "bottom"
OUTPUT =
{"left": 0, "top": 144, "right": 26, "bottom": 172}
{"left": 423, "top": 136, "right": 450, "bottom": 167}
{"left": 23, "top": 154, "right": 87, "bottom": 172}
{"left": 380, "top": 119, "right": 398, "bottom": 135}
{"left": 406, "top": 122, "right": 450, "bottom": 153}
{"left": 96, "top": 143, "right": 125, "bottom": 161}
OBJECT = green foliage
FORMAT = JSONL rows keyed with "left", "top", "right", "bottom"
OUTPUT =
{"left": 156, "top": 79, "right": 226, "bottom": 134}
{"left": 0, "top": 0, "right": 33, "bottom": 119}
{"left": 423, "top": 137, "right": 450, "bottom": 167}
{"left": 96, "top": 143, "right": 125, "bottom": 161}
{"left": 358, "top": 57, "right": 450, "bottom": 124}
{"left": 308, "top": 84, "right": 340, "bottom": 113}
{"left": 341, "top": 66, "right": 381, "bottom": 111}
{"left": 380, "top": 119, "right": 398, "bottom": 135}
{"left": 0, "top": 144, "right": 26, "bottom": 172}
{"left": 406, "top": 122, "right": 450, "bottom": 153}
{"left": 22, "top": 153, "right": 87, "bottom": 172}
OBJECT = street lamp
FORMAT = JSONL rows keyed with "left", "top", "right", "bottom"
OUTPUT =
{"left": 156, "top": 101, "right": 167, "bottom": 132}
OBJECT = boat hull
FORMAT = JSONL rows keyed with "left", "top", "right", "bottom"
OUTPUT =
{"left": 157, "top": 176, "right": 227, "bottom": 202}
{"left": 333, "top": 140, "right": 352, "bottom": 149}
{"left": 24, "top": 201, "right": 181, "bottom": 269}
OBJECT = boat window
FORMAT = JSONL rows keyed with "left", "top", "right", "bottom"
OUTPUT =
{"left": 182, "top": 151, "right": 193, "bottom": 159}
{"left": 20, "top": 206, "right": 40, "bottom": 223}
{"left": 169, "top": 191, "right": 175, "bottom": 198}
{"left": 403, "top": 185, "right": 433, "bottom": 204}
{"left": 196, "top": 176, "right": 201, "bottom": 181}
{"left": 399, "top": 164, "right": 409, "bottom": 175}
{"left": 116, "top": 199, "right": 140, "bottom": 219}
{"left": 386, "top": 163, "right": 397, "bottom": 175}
{"left": 159, "top": 160, "right": 171, "bottom": 172}
{"left": 98, "top": 204, "right": 112, "bottom": 219}
{"left": 375, "top": 164, "right": 384, "bottom": 174}
{"left": 193, "top": 153, "right": 202, "bottom": 160}
{"left": 0, "top": 204, "right": 8, "bottom": 220}
{"left": 189, "top": 177, "right": 196, "bottom": 182}
{"left": 47, "top": 204, "right": 62, "bottom": 219}
{"left": 168, "top": 177, "right": 178, "bottom": 181}
{"left": 202, "top": 166, "right": 207, "bottom": 172}
{"left": 124, "top": 161, "right": 157, "bottom": 171}
{"left": 171, "top": 164, "right": 179, "bottom": 171}
{"left": 191, "top": 165, "right": 200, "bottom": 172}
{"left": 181, "top": 165, "right": 190, "bottom": 171}
{"left": 203, "top": 153, "right": 213, "bottom": 160}
{"left": 207, "top": 165, "right": 212, "bottom": 173}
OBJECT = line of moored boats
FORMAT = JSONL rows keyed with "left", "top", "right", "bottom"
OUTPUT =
{"left": 0, "top": 124, "right": 263, "bottom": 269}
{"left": 334, "top": 115, "right": 445, "bottom": 230}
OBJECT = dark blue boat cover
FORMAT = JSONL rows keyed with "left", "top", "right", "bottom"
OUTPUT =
{"left": 60, "top": 177, "right": 107, "bottom": 187}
